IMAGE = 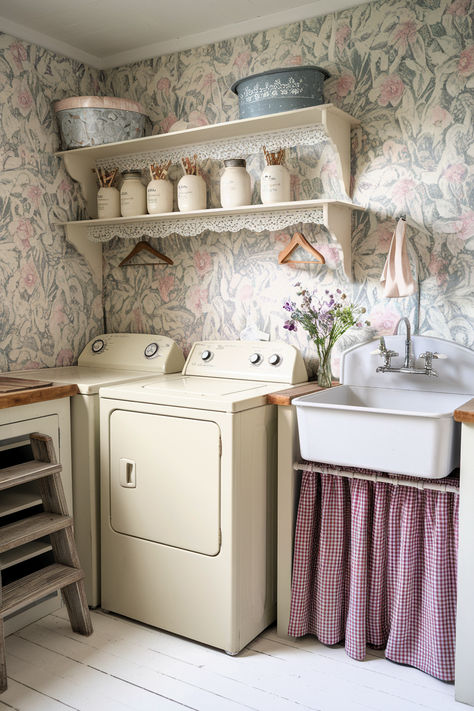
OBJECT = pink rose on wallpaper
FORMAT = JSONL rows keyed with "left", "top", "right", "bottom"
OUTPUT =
{"left": 233, "top": 51, "right": 251, "bottom": 69}
{"left": 51, "top": 303, "right": 68, "bottom": 326}
{"left": 157, "top": 77, "right": 171, "bottom": 93}
{"left": 392, "top": 178, "right": 417, "bottom": 207}
{"left": 335, "top": 25, "right": 351, "bottom": 50}
{"left": 443, "top": 164, "right": 467, "bottom": 182}
{"left": 155, "top": 274, "right": 175, "bottom": 302}
{"left": 188, "top": 110, "right": 209, "bottom": 126}
{"left": 287, "top": 55, "right": 303, "bottom": 66}
{"left": 458, "top": 46, "right": 474, "bottom": 76}
{"left": 202, "top": 73, "right": 216, "bottom": 90}
{"left": 374, "top": 223, "right": 394, "bottom": 250}
{"left": 59, "top": 179, "right": 73, "bottom": 194}
{"left": 368, "top": 307, "right": 401, "bottom": 335}
{"left": 186, "top": 285, "right": 208, "bottom": 315}
{"left": 56, "top": 349, "right": 74, "bottom": 366}
{"left": 16, "top": 86, "right": 33, "bottom": 114}
{"left": 27, "top": 185, "right": 43, "bottom": 209}
{"left": 21, "top": 261, "right": 39, "bottom": 293}
{"left": 321, "top": 160, "right": 338, "bottom": 178}
{"left": 336, "top": 74, "right": 355, "bottom": 98}
{"left": 429, "top": 254, "right": 448, "bottom": 288}
{"left": 11, "top": 218, "right": 33, "bottom": 250}
{"left": 317, "top": 243, "right": 340, "bottom": 265}
{"left": 193, "top": 251, "right": 213, "bottom": 274}
{"left": 383, "top": 140, "right": 410, "bottom": 163}
{"left": 273, "top": 232, "right": 292, "bottom": 246}
{"left": 430, "top": 105, "right": 452, "bottom": 128}
{"left": 447, "top": 0, "right": 470, "bottom": 15}
{"left": 457, "top": 211, "right": 474, "bottom": 240}
{"left": 290, "top": 174, "right": 300, "bottom": 200}
{"left": 393, "top": 21, "right": 418, "bottom": 49}
{"left": 378, "top": 75, "right": 405, "bottom": 107}
{"left": 236, "top": 281, "right": 253, "bottom": 301}
{"left": 132, "top": 308, "right": 144, "bottom": 331}
{"left": 9, "top": 42, "right": 27, "bottom": 70}
{"left": 161, "top": 114, "right": 178, "bottom": 133}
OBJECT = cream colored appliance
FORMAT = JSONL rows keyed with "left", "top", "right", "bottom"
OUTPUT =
{"left": 13, "top": 333, "right": 184, "bottom": 606}
{"left": 100, "top": 340, "right": 307, "bottom": 654}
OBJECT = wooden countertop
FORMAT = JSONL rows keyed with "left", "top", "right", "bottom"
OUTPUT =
{"left": 267, "top": 381, "right": 339, "bottom": 406}
{"left": 0, "top": 383, "right": 79, "bottom": 410}
{"left": 454, "top": 398, "right": 474, "bottom": 424}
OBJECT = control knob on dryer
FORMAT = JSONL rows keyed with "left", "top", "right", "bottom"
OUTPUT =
{"left": 249, "top": 353, "right": 262, "bottom": 365}
{"left": 201, "top": 349, "right": 212, "bottom": 361}
{"left": 268, "top": 353, "right": 281, "bottom": 366}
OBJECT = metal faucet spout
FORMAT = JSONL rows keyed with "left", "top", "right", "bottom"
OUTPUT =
{"left": 395, "top": 317, "right": 414, "bottom": 368}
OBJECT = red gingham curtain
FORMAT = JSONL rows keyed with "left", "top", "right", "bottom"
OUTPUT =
{"left": 288, "top": 467, "right": 459, "bottom": 681}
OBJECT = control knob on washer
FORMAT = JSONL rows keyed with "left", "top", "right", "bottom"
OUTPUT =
{"left": 268, "top": 353, "right": 281, "bottom": 366}
{"left": 91, "top": 338, "right": 105, "bottom": 354}
{"left": 201, "top": 349, "right": 212, "bottom": 361}
{"left": 249, "top": 353, "right": 262, "bottom": 365}
{"left": 144, "top": 342, "right": 159, "bottom": 359}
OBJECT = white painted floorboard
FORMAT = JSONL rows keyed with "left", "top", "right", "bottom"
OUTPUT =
{"left": 0, "top": 609, "right": 465, "bottom": 711}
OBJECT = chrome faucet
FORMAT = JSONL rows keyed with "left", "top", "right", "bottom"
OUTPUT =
{"left": 396, "top": 317, "right": 415, "bottom": 369}
{"left": 374, "top": 317, "right": 446, "bottom": 376}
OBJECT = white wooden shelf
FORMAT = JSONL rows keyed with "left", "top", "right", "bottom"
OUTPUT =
{"left": 56, "top": 104, "right": 361, "bottom": 284}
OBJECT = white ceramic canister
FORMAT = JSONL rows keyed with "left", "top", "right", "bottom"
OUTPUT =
{"left": 260, "top": 164, "right": 291, "bottom": 204}
{"left": 220, "top": 158, "right": 252, "bottom": 209}
{"left": 177, "top": 173, "right": 206, "bottom": 212}
{"left": 147, "top": 178, "right": 173, "bottom": 214}
{"left": 97, "top": 186, "right": 120, "bottom": 219}
{"left": 120, "top": 170, "right": 147, "bottom": 217}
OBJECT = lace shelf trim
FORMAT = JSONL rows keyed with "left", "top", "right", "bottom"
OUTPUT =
{"left": 87, "top": 207, "right": 325, "bottom": 242}
{"left": 95, "top": 125, "right": 328, "bottom": 172}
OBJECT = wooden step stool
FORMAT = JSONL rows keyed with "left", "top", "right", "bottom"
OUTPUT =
{"left": 0, "top": 433, "right": 93, "bottom": 692}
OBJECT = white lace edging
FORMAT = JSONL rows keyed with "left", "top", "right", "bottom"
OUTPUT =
{"left": 87, "top": 208, "right": 325, "bottom": 242}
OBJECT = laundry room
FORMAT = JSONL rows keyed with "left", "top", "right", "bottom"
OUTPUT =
{"left": 0, "top": 0, "right": 473, "bottom": 709}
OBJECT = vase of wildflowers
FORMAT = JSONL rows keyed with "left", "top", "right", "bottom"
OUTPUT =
{"left": 283, "top": 286, "right": 369, "bottom": 388}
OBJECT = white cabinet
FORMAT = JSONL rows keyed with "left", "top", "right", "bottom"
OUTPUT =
{"left": 0, "top": 399, "right": 72, "bottom": 634}
{"left": 57, "top": 104, "right": 362, "bottom": 285}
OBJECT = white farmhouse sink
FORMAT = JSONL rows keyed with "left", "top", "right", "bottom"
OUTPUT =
{"left": 294, "top": 385, "right": 467, "bottom": 478}
{"left": 293, "top": 335, "right": 474, "bottom": 479}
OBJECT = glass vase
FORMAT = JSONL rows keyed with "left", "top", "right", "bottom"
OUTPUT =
{"left": 317, "top": 351, "right": 333, "bottom": 388}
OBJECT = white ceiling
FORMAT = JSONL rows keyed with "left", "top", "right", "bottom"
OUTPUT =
{"left": 0, "top": 0, "right": 368, "bottom": 69}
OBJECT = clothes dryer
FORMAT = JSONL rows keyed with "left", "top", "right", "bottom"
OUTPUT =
{"left": 100, "top": 340, "right": 307, "bottom": 654}
{"left": 12, "top": 333, "right": 184, "bottom": 605}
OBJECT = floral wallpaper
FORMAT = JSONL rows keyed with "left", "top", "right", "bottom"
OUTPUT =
{"left": 0, "top": 0, "right": 472, "bottom": 375}
{"left": 0, "top": 34, "right": 103, "bottom": 372}
{"left": 101, "top": 0, "right": 473, "bottom": 372}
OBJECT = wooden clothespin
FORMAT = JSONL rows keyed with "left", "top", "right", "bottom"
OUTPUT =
{"left": 278, "top": 232, "right": 325, "bottom": 265}
{"left": 118, "top": 240, "right": 173, "bottom": 267}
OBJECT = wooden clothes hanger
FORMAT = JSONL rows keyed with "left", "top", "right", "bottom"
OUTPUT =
{"left": 278, "top": 232, "right": 325, "bottom": 265}
{"left": 118, "top": 240, "right": 173, "bottom": 267}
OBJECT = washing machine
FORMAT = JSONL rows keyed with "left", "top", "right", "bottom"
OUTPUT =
{"left": 12, "top": 333, "right": 184, "bottom": 606}
{"left": 100, "top": 340, "right": 307, "bottom": 654}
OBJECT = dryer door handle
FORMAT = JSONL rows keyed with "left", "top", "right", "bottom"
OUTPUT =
{"left": 120, "top": 458, "right": 136, "bottom": 488}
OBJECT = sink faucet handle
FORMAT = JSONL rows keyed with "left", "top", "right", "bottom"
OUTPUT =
{"left": 419, "top": 351, "right": 445, "bottom": 377}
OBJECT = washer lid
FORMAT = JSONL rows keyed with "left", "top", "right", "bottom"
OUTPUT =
{"left": 10, "top": 366, "right": 167, "bottom": 395}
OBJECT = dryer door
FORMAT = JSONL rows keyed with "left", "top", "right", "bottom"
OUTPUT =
{"left": 109, "top": 410, "right": 221, "bottom": 556}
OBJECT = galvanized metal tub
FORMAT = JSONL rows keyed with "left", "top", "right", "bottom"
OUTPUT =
{"left": 230, "top": 66, "right": 330, "bottom": 119}
{"left": 54, "top": 96, "right": 147, "bottom": 149}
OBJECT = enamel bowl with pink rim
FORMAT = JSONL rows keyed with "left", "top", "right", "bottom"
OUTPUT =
{"left": 54, "top": 95, "right": 148, "bottom": 149}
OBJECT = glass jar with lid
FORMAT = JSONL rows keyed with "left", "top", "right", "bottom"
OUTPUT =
{"left": 120, "top": 170, "right": 147, "bottom": 217}
{"left": 220, "top": 158, "right": 252, "bottom": 209}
